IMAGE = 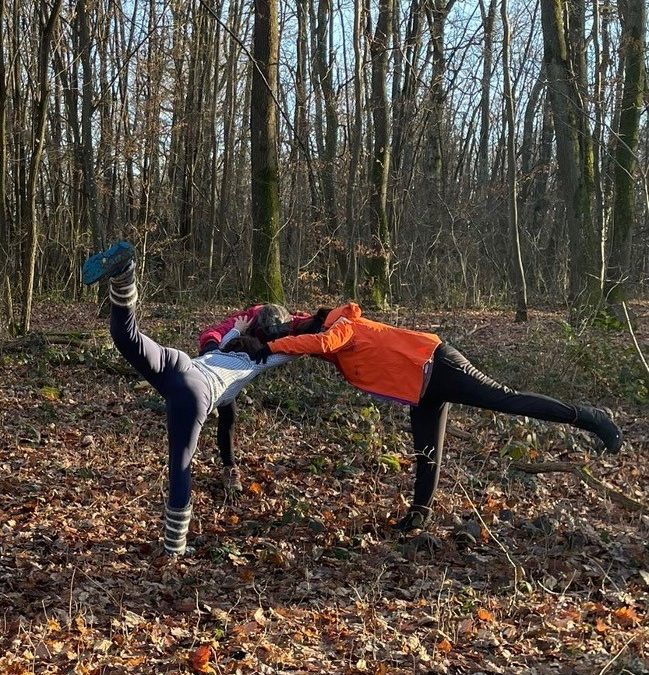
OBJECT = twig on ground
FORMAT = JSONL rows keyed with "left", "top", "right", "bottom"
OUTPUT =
{"left": 597, "top": 628, "right": 648, "bottom": 675}
{"left": 510, "top": 461, "right": 648, "bottom": 513}
{"left": 457, "top": 483, "right": 525, "bottom": 601}
{"left": 621, "top": 301, "right": 649, "bottom": 377}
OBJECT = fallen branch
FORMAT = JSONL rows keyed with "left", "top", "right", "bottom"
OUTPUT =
{"left": 511, "top": 461, "right": 648, "bottom": 514}
{"left": 1, "top": 329, "right": 110, "bottom": 351}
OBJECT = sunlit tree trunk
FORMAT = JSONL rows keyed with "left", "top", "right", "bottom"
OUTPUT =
{"left": 606, "top": 0, "right": 645, "bottom": 308}
{"left": 366, "top": 0, "right": 393, "bottom": 308}
{"left": 540, "top": 0, "right": 598, "bottom": 312}
{"left": 249, "top": 0, "right": 284, "bottom": 302}
{"left": 21, "top": 0, "right": 63, "bottom": 333}
{"left": 501, "top": 0, "right": 527, "bottom": 320}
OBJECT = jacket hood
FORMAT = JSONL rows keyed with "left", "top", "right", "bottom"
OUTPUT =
{"left": 324, "top": 302, "right": 362, "bottom": 327}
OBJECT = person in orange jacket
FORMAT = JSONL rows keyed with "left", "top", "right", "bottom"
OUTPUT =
{"left": 253, "top": 303, "right": 623, "bottom": 532}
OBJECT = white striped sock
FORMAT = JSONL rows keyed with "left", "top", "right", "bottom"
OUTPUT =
{"left": 164, "top": 503, "right": 192, "bottom": 555}
{"left": 109, "top": 264, "right": 138, "bottom": 307}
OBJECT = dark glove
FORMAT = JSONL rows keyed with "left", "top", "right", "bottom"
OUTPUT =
{"left": 200, "top": 340, "right": 220, "bottom": 356}
{"left": 395, "top": 505, "right": 432, "bottom": 533}
{"left": 253, "top": 345, "right": 272, "bottom": 364}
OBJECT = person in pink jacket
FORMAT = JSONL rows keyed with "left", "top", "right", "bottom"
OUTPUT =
{"left": 198, "top": 303, "right": 311, "bottom": 497}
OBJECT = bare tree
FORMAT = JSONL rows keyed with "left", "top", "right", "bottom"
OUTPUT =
{"left": 501, "top": 0, "right": 527, "bottom": 320}
{"left": 477, "top": 0, "right": 496, "bottom": 187}
{"left": 540, "top": 0, "right": 598, "bottom": 310}
{"left": 249, "top": 0, "right": 284, "bottom": 302}
{"left": 366, "top": 0, "right": 393, "bottom": 308}
{"left": 20, "top": 0, "right": 63, "bottom": 333}
{"left": 606, "top": 0, "right": 646, "bottom": 308}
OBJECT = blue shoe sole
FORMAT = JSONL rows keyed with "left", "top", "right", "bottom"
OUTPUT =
{"left": 82, "top": 241, "right": 135, "bottom": 285}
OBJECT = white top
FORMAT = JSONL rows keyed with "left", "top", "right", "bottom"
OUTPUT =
{"left": 191, "top": 328, "right": 294, "bottom": 411}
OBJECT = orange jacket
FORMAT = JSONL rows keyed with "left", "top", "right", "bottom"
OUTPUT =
{"left": 268, "top": 303, "right": 442, "bottom": 405}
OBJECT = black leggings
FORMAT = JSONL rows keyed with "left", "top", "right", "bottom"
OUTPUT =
{"left": 410, "top": 343, "right": 578, "bottom": 509}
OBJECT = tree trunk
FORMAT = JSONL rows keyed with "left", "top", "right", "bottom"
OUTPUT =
{"left": 366, "top": 0, "right": 393, "bottom": 309}
{"left": 540, "top": 0, "right": 598, "bottom": 313}
{"left": 249, "top": 0, "right": 284, "bottom": 302}
{"left": 313, "top": 0, "right": 345, "bottom": 283}
{"left": 20, "top": 0, "right": 63, "bottom": 334}
{"left": 501, "top": 0, "right": 527, "bottom": 321}
{"left": 0, "top": 0, "right": 8, "bottom": 266}
{"left": 77, "top": 0, "right": 101, "bottom": 249}
{"left": 344, "top": 0, "right": 365, "bottom": 299}
{"left": 606, "top": 0, "right": 646, "bottom": 306}
{"left": 477, "top": 0, "right": 496, "bottom": 187}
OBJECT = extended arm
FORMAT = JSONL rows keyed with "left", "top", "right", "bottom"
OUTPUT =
{"left": 268, "top": 318, "right": 354, "bottom": 356}
{"left": 198, "top": 306, "right": 260, "bottom": 353}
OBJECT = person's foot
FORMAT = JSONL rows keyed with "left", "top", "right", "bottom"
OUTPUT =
{"left": 223, "top": 466, "right": 243, "bottom": 501}
{"left": 82, "top": 241, "right": 135, "bottom": 285}
{"left": 394, "top": 505, "right": 432, "bottom": 533}
{"left": 574, "top": 406, "right": 623, "bottom": 453}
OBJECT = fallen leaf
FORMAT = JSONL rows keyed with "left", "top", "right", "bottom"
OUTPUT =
{"left": 40, "top": 386, "right": 60, "bottom": 401}
{"left": 254, "top": 607, "right": 267, "bottom": 627}
{"left": 46, "top": 618, "right": 61, "bottom": 632}
{"left": 174, "top": 598, "right": 196, "bottom": 613}
{"left": 190, "top": 644, "right": 215, "bottom": 674}
{"left": 594, "top": 618, "right": 608, "bottom": 634}
{"left": 437, "top": 638, "right": 452, "bottom": 653}
{"left": 233, "top": 621, "right": 261, "bottom": 636}
{"left": 477, "top": 608, "right": 495, "bottom": 623}
{"left": 249, "top": 482, "right": 263, "bottom": 495}
{"left": 458, "top": 618, "right": 475, "bottom": 635}
{"left": 613, "top": 607, "right": 640, "bottom": 627}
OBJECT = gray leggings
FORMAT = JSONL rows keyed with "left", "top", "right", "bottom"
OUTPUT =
{"left": 110, "top": 304, "right": 211, "bottom": 508}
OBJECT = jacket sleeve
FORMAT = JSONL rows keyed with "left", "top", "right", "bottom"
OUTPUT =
{"left": 268, "top": 318, "right": 354, "bottom": 356}
{"left": 198, "top": 307, "right": 259, "bottom": 352}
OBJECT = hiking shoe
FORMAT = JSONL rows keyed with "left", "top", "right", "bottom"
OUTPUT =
{"left": 82, "top": 241, "right": 135, "bottom": 285}
{"left": 223, "top": 466, "right": 243, "bottom": 501}
{"left": 574, "top": 406, "right": 623, "bottom": 453}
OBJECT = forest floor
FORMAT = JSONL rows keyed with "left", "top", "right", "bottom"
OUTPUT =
{"left": 1, "top": 298, "right": 648, "bottom": 675}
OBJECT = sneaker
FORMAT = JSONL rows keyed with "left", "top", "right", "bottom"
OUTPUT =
{"left": 82, "top": 241, "right": 135, "bottom": 285}
{"left": 223, "top": 466, "right": 243, "bottom": 500}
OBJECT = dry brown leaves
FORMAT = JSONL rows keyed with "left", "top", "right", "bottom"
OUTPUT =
{"left": 0, "top": 300, "right": 647, "bottom": 674}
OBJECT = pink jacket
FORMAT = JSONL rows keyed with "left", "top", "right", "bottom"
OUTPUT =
{"left": 198, "top": 306, "right": 311, "bottom": 352}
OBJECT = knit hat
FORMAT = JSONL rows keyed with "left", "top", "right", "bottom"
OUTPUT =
{"left": 256, "top": 304, "right": 291, "bottom": 338}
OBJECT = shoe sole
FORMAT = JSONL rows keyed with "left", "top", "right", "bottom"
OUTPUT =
{"left": 82, "top": 241, "right": 134, "bottom": 285}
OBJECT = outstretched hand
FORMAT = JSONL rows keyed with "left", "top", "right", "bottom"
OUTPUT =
{"left": 253, "top": 345, "right": 272, "bottom": 364}
{"left": 233, "top": 316, "right": 253, "bottom": 334}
